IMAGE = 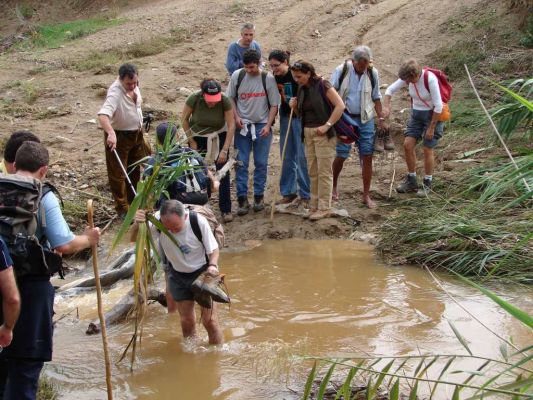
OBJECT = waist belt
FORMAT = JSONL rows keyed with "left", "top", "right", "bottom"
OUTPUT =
{"left": 114, "top": 129, "right": 141, "bottom": 134}
{"left": 347, "top": 113, "right": 361, "bottom": 118}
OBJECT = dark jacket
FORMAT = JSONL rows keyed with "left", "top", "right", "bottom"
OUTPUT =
{"left": 296, "top": 78, "right": 336, "bottom": 139}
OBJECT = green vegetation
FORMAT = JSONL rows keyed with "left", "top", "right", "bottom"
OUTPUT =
{"left": 37, "top": 376, "right": 59, "bottom": 400}
{"left": 490, "top": 78, "right": 532, "bottom": 140}
{"left": 69, "top": 26, "right": 190, "bottom": 72}
{"left": 20, "top": 17, "right": 124, "bottom": 49}
{"left": 22, "top": 81, "right": 41, "bottom": 104}
{"left": 228, "top": 0, "right": 245, "bottom": 13}
{"left": 302, "top": 277, "right": 532, "bottom": 399}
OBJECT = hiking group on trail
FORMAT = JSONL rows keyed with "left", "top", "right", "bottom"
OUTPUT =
{"left": 0, "top": 21, "right": 451, "bottom": 399}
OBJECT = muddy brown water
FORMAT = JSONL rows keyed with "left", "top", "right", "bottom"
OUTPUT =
{"left": 48, "top": 240, "right": 531, "bottom": 399}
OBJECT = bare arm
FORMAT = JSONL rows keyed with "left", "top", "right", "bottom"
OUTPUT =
{"left": 382, "top": 94, "right": 392, "bottom": 118}
{"left": 54, "top": 227, "right": 100, "bottom": 254}
{"left": 259, "top": 105, "right": 278, "bottom": 137}
{"left": 217, "top": 109, "right": 235, "bottom": 165}
{"left": 374, "top": 99, "right": 385, "bottom": 128}
{"left": 98, "top": 115, "right": 117, "bottom": 151}
{"left": 207, "top": 248, "right": 220, "bottom": 275}
{"left": 316, "top": 87, "right": 345, "bottom": 136}
{"left": 181, "top": 104, "right": 195, "bottom": 149}
{"left": 0, "top": 268, "right": 20, "bottom": 347}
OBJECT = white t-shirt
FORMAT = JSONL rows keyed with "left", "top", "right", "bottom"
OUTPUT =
{"left": 385, "top": 70, "right": 443, "bottom": 113}
{"left": 150, "top": 210, "right": 218, "bottom": 273}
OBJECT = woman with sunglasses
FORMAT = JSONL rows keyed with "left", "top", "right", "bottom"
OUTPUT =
{"left": 289, "top": 60, "right": 345, "bottom": 220}
{"left": 268, "top": 50, "right": 310, "bottom": 208}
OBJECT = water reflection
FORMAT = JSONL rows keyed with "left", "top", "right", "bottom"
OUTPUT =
{"left": 49, "top": 240, "right": 532, "bottom": 399}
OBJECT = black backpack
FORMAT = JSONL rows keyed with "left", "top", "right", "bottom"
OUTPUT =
{"left": 0, "top": 173, "right": 64, "bottom": 280}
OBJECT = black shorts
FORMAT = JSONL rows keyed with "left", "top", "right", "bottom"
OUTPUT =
{"left": 166, "top": 264, "right": 207, "bottom": 302}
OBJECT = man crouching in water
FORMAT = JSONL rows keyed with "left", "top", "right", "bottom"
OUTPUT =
{"left": 131, "top": 200, "right": 223, "bottom": 345}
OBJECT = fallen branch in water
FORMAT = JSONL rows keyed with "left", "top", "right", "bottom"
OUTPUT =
{"left": 86, "top": 288, "right": 167, "bottom": 335}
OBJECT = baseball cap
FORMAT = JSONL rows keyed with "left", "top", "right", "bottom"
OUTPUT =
{"left": 201, "top": 80, "right": 222, "bottom": 103}
{"left": 156, "top": 122, "right": 177, "bottom": 145}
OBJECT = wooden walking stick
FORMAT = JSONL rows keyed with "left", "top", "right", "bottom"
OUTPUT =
{"left": 87, "top": 199, "right": 113, "bottom": 400}
{"left": 270, "top": 109, "right": 295, "bottom": 222}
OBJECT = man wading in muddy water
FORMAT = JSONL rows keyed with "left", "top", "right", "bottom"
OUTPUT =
{"left": 98, "top": 63, "right": 150, "bottom": 219}
{"left": 132, "top": 200, "right": 224, "bottom": 345}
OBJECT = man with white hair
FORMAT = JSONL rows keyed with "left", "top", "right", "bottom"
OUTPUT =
{"left": 331, "top": 45, "right": 389, "bottom": 209}
{"left": 226, "top": 23, "right": 262, "bottom": 75}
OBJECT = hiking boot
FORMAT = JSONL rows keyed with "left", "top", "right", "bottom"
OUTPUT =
{"left": 253, "top": 195, "right": 265, "bottom": 212}
{"left": 275, "top": 194, "right": 297, "bottom": 205}
{"left": 194, "top": 291, "right": 212, "bottom": 309}
{"left": 237, "top": 196, "right": 249, "bottom": 216}
{"left": 374, "top": 136, "right": 385, "bottom": 153}
{"left": 191, "top": 271, "right": 230, "bottom": 304}
{"left": 383, "top": 131, "right": 395, "bottom": 151}
{"left": 416, "top": 178, "right": 432, "bottom": 197}
{"left": 396, "top": 175, "right": 419, "bottom": 193}
{"left": 309, "top": 209, "right": 331, "bottom": 221}
{"left": 222, "top": 212, "right": 233, "bottom": 223}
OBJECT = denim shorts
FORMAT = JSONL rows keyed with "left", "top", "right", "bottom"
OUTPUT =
{"left": 405, "top": 109, "right": 444, "bottom": 148}
{"left": 335, "top": 117, "right": 375, "bottom": 159}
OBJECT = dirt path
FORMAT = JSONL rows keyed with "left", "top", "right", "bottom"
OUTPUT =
{"left": 0, "top": 0, "right": 486, "bottom": 248}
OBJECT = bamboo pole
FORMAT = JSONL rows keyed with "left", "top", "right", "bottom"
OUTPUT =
{"left": 270, "top": 109, "right": 294, "bottom": 222}
{"left": 87, "top": 199, "right": 113, "bottom": 400}
{"left": 464, "top": 64, "right": 531, "bottom": 192}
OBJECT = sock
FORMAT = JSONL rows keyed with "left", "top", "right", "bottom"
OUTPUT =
{"left": 408, "top": 172, "right": 416, "bottom": 178}
{"left": 424, "top": 175, "right": 433, "bottom": 181}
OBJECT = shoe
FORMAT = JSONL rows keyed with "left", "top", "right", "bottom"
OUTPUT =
{"left": 383, "top": 131, "right": 395, "bottom": 151}
{"left": 222, "top": 213, "right": 233, "bottom": 223}
{"left": 275, "top": 194, "right": 297, "bottom": 205}
{"left": 303, "top": 207, "right": 317, "bottom": 219}
{"left": 237, "top": 196, "right": 249, "bottom": 216}
{"left": 396, "top": 175, "right": 419, "bottom": 193}
{"left": 191, "top": 271, "right": 230, "bottom": 304}
{"left": 253, "top": 195, "right": 265, "bottom": 212}
{"left": 416, "top": 178, "right": 432, "bottom": 197}
{"left": 374, "top": 136, "right": 385, "bottom": 153}
{"left": 309, "top": 209, "right": 331, "bottom": 221}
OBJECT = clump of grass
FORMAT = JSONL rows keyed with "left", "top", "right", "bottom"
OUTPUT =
{"left": 22, "top": 81, "right": 42, "bottom": 104}
{"left": 69, "top": 50, "right": 120, "bottom": 72}
{"left": 20, "top": 17, "right": 123, "bottom": 49}
{"left": 228, "top": 0, "right": 245, "bottom": 13}
{"left": 37, "top": 375, "right": 59, "bottom": 400}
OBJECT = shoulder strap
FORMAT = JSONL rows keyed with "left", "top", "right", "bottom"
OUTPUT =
{"left": 412, "top": 81, "right": 432, "bottom": 109}
{"left": 189, "top": 210, "right": 203, "bottom": 244}
{"left": 235, "top": 69, "right": 247, "bottom": 102}
{"left": 367, "top": 66, "right": 376, "bottom": 90}
{"left": 423, "top": 69, "right": 430, "bottom": 92}
{"left": 261, "top": 71, "right": 270, "bottom": 109}
{"left": 337, "top": 60, "right": 350, "bottom": 90}
{"left": 42, "top": 182, "right": 63, "bottom": 209}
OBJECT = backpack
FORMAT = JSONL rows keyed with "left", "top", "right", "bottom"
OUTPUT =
{"left": 186, "top": 204, "right": 225, "bottom": 249}
{"left": 0, "top": 173, "right": 64, "bottom": 280}
{"left": 336, "top": 59, "right": 376, "bottom": 92}
{"left": 422, "top": 67, "right": 452, "bottom": 104}
{"left": 235, "top": 69, "right": 271, "bottom": 109}
{"left": 318, "top": 80, "right": 361, "bottom": 145}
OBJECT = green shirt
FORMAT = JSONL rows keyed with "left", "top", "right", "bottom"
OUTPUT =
{"left": 185, "top": 91, "right": 232, "bottom": 135}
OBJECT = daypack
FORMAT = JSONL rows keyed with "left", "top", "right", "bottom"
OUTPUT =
{"left": 423, "top": 67, "right": 452, "bottom": 104}
{"left": 335, "top": 59, "right": 376, "bottom": 92}
{"left": 0, "top": 173, "right": 64, "bottom": 280}
{"left": 235, "top": 69, "right": 270, "bottom": 109}
{"left": 186, "top": 204, "right": 225, "bottom": 249}
{"left": 318, "top": 80, "right": 360, "bottom": 145}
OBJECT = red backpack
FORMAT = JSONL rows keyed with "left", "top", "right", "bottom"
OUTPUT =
{"left": 423, "top": 67, "right": 452, "bottom": 104}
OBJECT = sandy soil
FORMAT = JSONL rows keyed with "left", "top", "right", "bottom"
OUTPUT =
{"left": 0, "top": 0, "right": 487, "bottom": 249}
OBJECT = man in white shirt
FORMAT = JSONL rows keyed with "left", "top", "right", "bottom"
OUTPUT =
{"left": 383, "top": 59, "right": 445, "bottom": 197}
{"left": 133, "top": 200, "right": 223, "bottom": 345}
{"left": 98, "top": 63, "right": 150, "bottom": 217}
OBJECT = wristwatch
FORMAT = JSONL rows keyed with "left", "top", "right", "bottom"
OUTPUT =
{"left": 325, "top": 122, "right": 333, "bottom": 127}
{"left": 208, "top": 263, "right": 218, "bottom": 269}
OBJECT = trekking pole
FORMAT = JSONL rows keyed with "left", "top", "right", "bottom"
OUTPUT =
{"left": 87, "top": 199, "right": 114, "bottom": 400}
{"left": 112, "top": 149, "right": 137, "bottom": 196}
{"left": 270, "top": 109, "right": 294, "bottom": 222}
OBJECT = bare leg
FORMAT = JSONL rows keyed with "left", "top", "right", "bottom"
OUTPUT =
{"left": 361, "top": 155, "right": 376, "bottom": 209}
{"left": 423, "top": 146, "right": 434, "bottom": 176}
{"left": 176, "top": 301, "right": 197, "bottom": 339}
{"left": 201, "top": 303, "right": 224, "bottom": 345}
{"left": 403, "top": 137, "right": 417, "bottom": 173}
{"left": 165, "top": 277, "right": 178, "bottom": 314}
{"left": 332, "top": 157, "right": 346, "bottom": 201}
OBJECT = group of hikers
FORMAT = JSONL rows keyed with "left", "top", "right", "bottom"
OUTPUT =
{"left": 0, "top": 22, "right": 450, "bottom": 399}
